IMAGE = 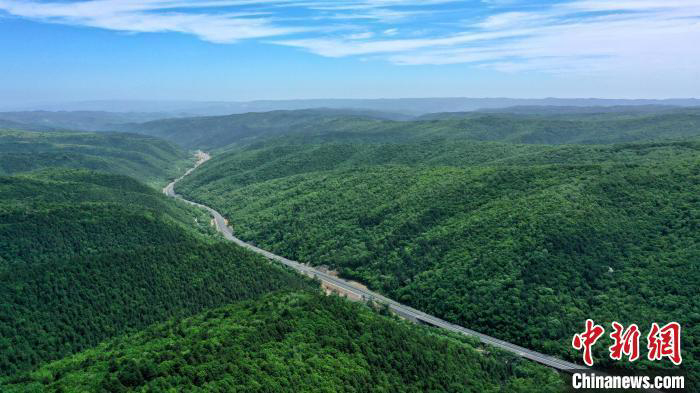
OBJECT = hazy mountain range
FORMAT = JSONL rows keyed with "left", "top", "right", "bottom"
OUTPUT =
{"left": 5, "top": 97, "right": 699, "bottom": 117}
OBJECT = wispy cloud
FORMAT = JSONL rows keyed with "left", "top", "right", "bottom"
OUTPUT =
{"left": 388, "top": 1, "right": 700, "bottom": 73}
{"left": 1, "top": 0, "right": 699, "bottom": 78}
{"left": 275, "top": 0, "right": 700, "bottom": 77}
{"left": 0, "top": 0, "right": 318, "bottom": 42}
{"left": 275, "top": 29, "right": 528, "bottom": 57}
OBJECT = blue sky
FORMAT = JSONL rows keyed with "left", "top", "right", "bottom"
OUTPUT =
{"left": 1, "top": 0, "right": 699, "bottom": 105}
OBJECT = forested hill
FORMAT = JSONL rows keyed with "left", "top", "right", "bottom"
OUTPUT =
{"left": 176, "top": 139, "right": 700, "bottom": 192}
{"left": 0, "top": 121, "right": 569, "bottom": 392}
{"left": 0, "top": 130, "right": 189, "bottom": 186}
{"left": 121, "top": 108, "right": 700, "bottom": 150}
{"left": 0, "top": 169, "right": 315, "bottom": 377}
{"left": 176, "top": 136, "right": 700, "bottom": 387}
{"left": 0, "top": 119, "right": 54, "bottom": 131}
{"left": 0, "top": 111, "right": 171, "bottom": 132}
{"left": 118, "top": 109, "right": 408, "bottom": 150}
{"left": 3, "top": 107, "right": 696, "bottom": 390}
{"left": 2, "top": 291, "right": 564, "bottom": 393}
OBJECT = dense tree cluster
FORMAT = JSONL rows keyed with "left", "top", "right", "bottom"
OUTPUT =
{"left": 0, "top": 170, "right": 314, "bottom": 376}
{"left": 0, "top": 129, "right": 566, "bottom": 392}
{"left": 4, "top": 110, "right": 698, "bottom": 391}
{"left": 179, "top": 138, "right": 700, "bottom": 192}
{"left": 0, "top": 130, "right": 190, "bottom": 186}
{"left": 123, "top": 108, "right": 700, "bottom": 150}
{"left": 178, "top": 137, "right": 700, "bottom": 387}
{"left": 2, "top": 292, "right": 564, "bottom": 392}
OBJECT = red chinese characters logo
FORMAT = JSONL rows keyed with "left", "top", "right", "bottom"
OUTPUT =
{"left": 647, "top": 322, "right": 682, "bottom": 365}
{"left": 572, "top": 319, "right": 605, "bottom": 366}
{"left": 609, "top": 322, "right": 640, "bottom": 362}
{"left": 572, "top": 320, "right": 682, "bottom": 366}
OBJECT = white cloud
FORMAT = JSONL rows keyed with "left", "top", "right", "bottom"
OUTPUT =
{"left": 275, "top": 29, "right": 529, "bottom": 57}
{"left": 383, "top": 28, "right": 399, "bottom": 36}
{"left": 0, "top": 0, "right": 455, "bottom": 40}
{"left": 0, "top": 0, "right": 309, "bottom": 42}
{"left": 476, "top": 11, "right": 547, "bottom": 29}
{"left": 276, "top": 0, "right": 700, "bottom": 80}
{"left": 0, "top": 0, "right": 698, "bottom": 80}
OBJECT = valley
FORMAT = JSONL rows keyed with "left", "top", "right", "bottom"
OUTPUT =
{"left": 163, "top": 108, "right": 698, "bottom": 388}
{"left": 164, "top": 152, "right": 582, "bottom": 371}
{"left": 0, "top": 125, "right": 569, "bottom": 392}
{"left": 1, "top": 105, "right": 696, "bottom": 392}
{"left": 3, "top": 2, "right": 698, "bottom": 390}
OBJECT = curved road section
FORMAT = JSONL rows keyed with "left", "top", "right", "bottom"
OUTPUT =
{"left": 164, "top": 152, "right": 584, "bottom": 373}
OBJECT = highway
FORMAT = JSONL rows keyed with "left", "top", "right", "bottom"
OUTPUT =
{"left": 164, "top": 152, "right": 586, "bottom": 373}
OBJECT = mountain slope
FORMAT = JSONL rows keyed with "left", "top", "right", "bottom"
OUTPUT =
{"left": 0, "top": 111, "right": 171, "bottom": 132}
{"left": 0, "top": 117, "right": 572, "bottom": 392}
{"left": 119, "top": 109, "right": 413, "bottom": 150}
{"left": 176, "top": 139, "right": 700, "bottom": 193}
{"left": 176, "top": 138, "right": 700, "bottom": 384}
{"left": 122, "top": 109, "right": 700, "bottom": 150}
{"left": 0, "top": 130, "right": 189, "bottom": 186}
{"left": 0, "top": 119, "right": 54, "bottom": 131}
{"left": 0, "top": 170, "right": 314, "bottom": 376}
{"left": 2, "top": 291, "right": 564, "bottom": 393}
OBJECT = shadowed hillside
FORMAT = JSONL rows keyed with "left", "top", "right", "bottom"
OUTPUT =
{"left": 0, "top": 130, "right": 189, "bottom": 186}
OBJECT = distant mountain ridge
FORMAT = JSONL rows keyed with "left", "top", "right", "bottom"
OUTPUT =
{"left": 0, "top": 108, "right": 410, "bottom": 133}
{"left": 0, "top": 110, "right": 174, "bottom": 132}
{"left": 7, "top": 97, "right": 699, "bottom": 116}
{"left": 117, "top": 107, "right": 700, "bottom": 150}
{"left": 0, "top": 130, "right": 189, "bottom": 186}
{"left": 419, "top": 105, "right": 700, "bottom": 119}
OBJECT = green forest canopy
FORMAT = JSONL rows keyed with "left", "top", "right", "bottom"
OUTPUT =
{"left": 0, "top": 127, "right": 569, "bottom": 392}
{"left": 0, "top": 169, "right": 314, "bottom": 376}
{"left": 122, "top": 108, "right": 700, "bottom": 150}
{"left": 2, "top": 291, "right": 565, "bottom": 393}
{"left": 0, "top": 130, "right": 190, "bottom": 186}
{"left": 4, "top": 109, "right": 698, "bottom": 390}
{"left": 176, "top": 133, "right": 700, "bottom": 387}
